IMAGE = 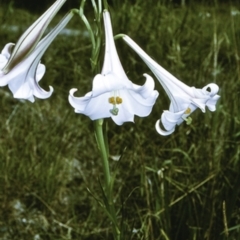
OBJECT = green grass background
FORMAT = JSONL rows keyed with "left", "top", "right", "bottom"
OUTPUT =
{"left": 0, "top": 0, "right": 239, "bottom": 239}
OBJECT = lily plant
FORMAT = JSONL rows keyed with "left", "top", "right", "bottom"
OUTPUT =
{"left": 122, "top": 35, "right": 220, "bottom": 135}
{"left": 69, "top": 10, "right": 159, "bottom": 125}
{"left": 0, "top": 0, "right": 73, "bottom": 102}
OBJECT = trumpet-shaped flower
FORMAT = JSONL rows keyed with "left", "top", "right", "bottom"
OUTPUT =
{"left": 123, "top": 35, "right": 220, "bottom": 135}
{"left": 0, "top": 0, "right": 73, "bottom": 102}
{"left": 69, "top": 10, "right": 159, "bottom": 125}
{"left": 2, "top": 0, "right": 66, "bottom": 74}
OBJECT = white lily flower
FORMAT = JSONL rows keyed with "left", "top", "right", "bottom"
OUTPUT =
{"left": 123, "top": 35, "right": 220, "bottom": 135}
{"left": 0, "top": 0, "right": 73, "bottom": 102}
{"left": 69, "top": 10, "right": 159, "bottom": 125}
{"left": 2, "top": 0, "right": 67, "bottom": 74}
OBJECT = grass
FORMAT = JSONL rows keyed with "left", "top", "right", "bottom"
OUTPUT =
{"left": 0, "top": 0, "right": 239, "bottom": 239}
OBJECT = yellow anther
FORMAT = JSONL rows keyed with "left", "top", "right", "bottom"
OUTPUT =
{"left": 116, "top": 97, "right": 122, "bottom": 104}
{"left": 108, "top": 97, "right": 115, "bottom": 104}
{"left": 108, "top": 96, "right": 123, "bottom": 105}
{"left": 184, "top": 107, "right": 191, "bottom": 114}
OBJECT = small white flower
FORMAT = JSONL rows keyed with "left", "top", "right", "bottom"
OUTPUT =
{"left": 0, "top": 0, "right": 72, "bottom": 102}
{"left": 69, "top": 10, "right": 159, "bottom": 125}
{"left": 123, "top": 35, "right": 220, "bottom": 135}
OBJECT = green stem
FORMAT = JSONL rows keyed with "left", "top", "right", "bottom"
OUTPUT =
{"left": 94, "top": 119, "right": 111, "bottom": 193}
{"left": 103, "top": 0, "right": 108, "bottom": 10}
{"left": 94, "top": 119, "right": 120, "bottom": 239}
{"left": 79, "top": 0, "right": 96, "bottom": 50}
{"left": 114, "top": 33, "right": 127, "bottom": 40}
{"left": 91, "top": 0, "right": 98, "bottom": 18}
{"left": 98, "top": 0, "right": 102, "bottom": 14}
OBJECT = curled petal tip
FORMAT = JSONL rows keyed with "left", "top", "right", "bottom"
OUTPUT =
{"left": 143, "top": 73, "right": 155, "bottom": 86}
{"left": 155, "top": 119, "right": 175, "bottom": 136}
{"left": 69, "top": 88, "right": 78, "bottom": 96}
{"left": 202, "top": 83, "right": 219, "bottom": 96}
{"left": 48, "top": 85, "right": 54, "bottom": 94}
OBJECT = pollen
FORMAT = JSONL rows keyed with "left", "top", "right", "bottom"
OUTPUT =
{"left": 108, "top": 96, "right": 123, "bottom": 105}
{"left": 184, "top": 107, "right": 191, "bottom": 114}
{"left": 108, "top": 97, "right": 115, "bottom": 104}
{"left": 116, "top": 97, "right": 122, "bottom": 104}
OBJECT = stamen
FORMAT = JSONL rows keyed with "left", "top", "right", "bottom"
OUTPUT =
{"left": 116, "top": 96, "right": 122, "bottom": 104}
{"left": 108, "top": 94, "right": 123, "bottom": 116}
{"left": 109, "top": 97, "right": 115, "bottom": 104}
{"left": 184, "top": 107, "right": 191, "bottom": 114}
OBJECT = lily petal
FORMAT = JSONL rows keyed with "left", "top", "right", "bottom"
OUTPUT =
{"left": 155, "top": 110, "right": 185, "bottom": 136}
{"left": 0, "top": 43, "right": 13, "bottom": 70}
{"left": 123, "top": 35, "right": 220, "bottom": 135}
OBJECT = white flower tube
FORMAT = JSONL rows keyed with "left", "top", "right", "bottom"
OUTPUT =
{"left": 123, "top": 35, "right": 220, "bottom": 135}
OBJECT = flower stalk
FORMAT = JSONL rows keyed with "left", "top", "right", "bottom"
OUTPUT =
{"left": 94, "top": 119, "right": 110, "bottom": 191}
{"left": 77, "top": 1, "right": 120, "bottom": 238}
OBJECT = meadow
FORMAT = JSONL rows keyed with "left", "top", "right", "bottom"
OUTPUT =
{"left": 0, "top": 0, "right": 239, "bottom": 239}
